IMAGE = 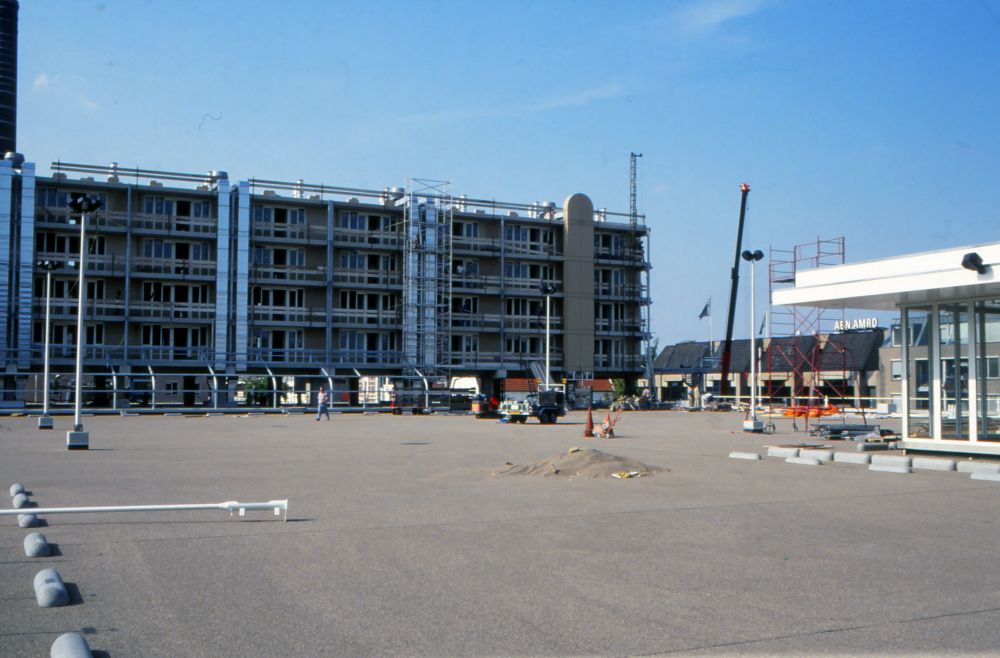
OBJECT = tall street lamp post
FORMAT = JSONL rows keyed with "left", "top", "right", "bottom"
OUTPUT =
{"left": 539, "top": 283, "right": 558, "bottom": 390}
{"left": 37, "top": 260, "right": 62, "bottom": 429}
{"left": 741, "top": 249, "right": 765, "bottom": 433}
{"left": 66, "top": 194, "right": 102, "bottom": 450}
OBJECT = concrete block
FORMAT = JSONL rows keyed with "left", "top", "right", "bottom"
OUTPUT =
{"left": 871, "top": 454, "right": 912, "bottom": 467}
{"left": 33, "top": 568, "right": 68, "bottom": 607}
{"left": 804, "top": 449, "right": 835, "bottom": 461}
{"left": 833, "top": 452, "right": 871, "bottom": 464}
{"left": 912, "top": 457, "right": 957, "bottom": 471}
{"left": 18, "top": 514, "right": 39, "bottom": 528}
{"left": 50, "top": 632, "right": 92, "bottom": 658}
{"left": 12, "top": 492, "right": 29, "bottom": 508}
{"left": 66, "top": 431, "right": 89, "bottom": 450}
{"left": 23, "top": 532, "right": 50, "bottom": 558}
{"left": 768, "top": 447, "right": 799, "bottom": 458}
{"left": 970, "top": 472, "right": 1000, "bottom": 482}
{"left": 786, "top": 456, "right": 822, "bottom": 466}
{"left": 729, "top": 452, "right": 761, "bottom": 460}
{"left": 858, "top": 442, "right": 891, "bottom": 452}
{"left": 38, "top": 415, "right": 53, "bottom": 429}
{"left": 869, "top": 464, "right": 912, "bottom": 474}
{"left": 9, "top": 483, "right": 24, "bottom": 497}
{"left": 957, "top": 461, "right": 1000, "bottom": 474}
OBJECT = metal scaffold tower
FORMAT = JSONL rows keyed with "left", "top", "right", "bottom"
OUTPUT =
{"left": 402, "top": 178, "right": 453, "bottom": 383}
{"left": 626, "top": 153, "right": 655, "bottom": 392}
{"left": 767, "top": 237, "right": 853, "bottom": 413}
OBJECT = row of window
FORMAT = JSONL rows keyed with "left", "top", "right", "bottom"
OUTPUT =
{"left": 340, "top": 212, "right": 395, "bottom": 232}
{"left": 252, "top": 288, "right": 305, "bottom": 308}
{"left": 891, "top": 357, "right": 1000, "bottom": 380}
{"left": 143, "top": 239, "right": 211, "bottom": 260}
{"left": 339, "top": 251, "right": 396, "bottom": 271}
{"left": 37, "top": 232, "right": 105, "bottom": 256}
{"left": 252, "top": 205, "right": 305, "bottom": 225}
{"left": 252, "top": 246, "right": 305, "bottom": 267}
{"left": 146, "top": 197, "right": 211, "bottom": 219}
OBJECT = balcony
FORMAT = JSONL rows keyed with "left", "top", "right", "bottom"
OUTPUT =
{"left": 450, "top": 313, "right": 502, "bottom": 331}
{"left": 129, "top": 301, "right": 215, "bottom": 321}
{"left": 246, "top": 348, "right": 323, "bottom": 364}
{"left": 333, "top": 228, "right": 400, "bottom": 249}
{"left": 331, "top": 270, "right": 401, "bottom": 287}
{"left": 32, "top": 298, "right": 125, "bottom": 320}
{"left": 130, "top": 211, "right": 217, "bottom": 236}
{"left": 504, "top": 316, "right": 563, "bottom": 332}
{"left": 35, "top": 252, "right": 128, "bottom": 277}
{"left": 595, "top": 318, "right": 647, "bottom": 335}
{"left": 452, "top": 235, "right": 503, "bottom": 255}
{"left": 23, "top": 345, "right": 214, "bottom": 364}
{"left": 330, "top": 309, "right": 400, "bottom": 329}
{"left": 132, "top": 257, "right": 216, "bottom": 279}
{"left": 504, "top": 241, "right": 560, "bottom": 258}
{"left": 250, "top": 264, "right": 325, "bottom": 284}
{"left": 446, "top": 350, "right": 503, "bottom": 367}
{"left": 250, "top": 306, "right": 327, "bottom": 327}
{"left": 252, "top": 221, "right": 328, "bottom": 245}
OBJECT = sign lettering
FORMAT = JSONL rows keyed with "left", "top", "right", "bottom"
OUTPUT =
{"left": 833, "top": 318, "right": 879, "bottom": 331}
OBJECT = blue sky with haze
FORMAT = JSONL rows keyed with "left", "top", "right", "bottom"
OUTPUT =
{"left": 18, "top": 0, "right": 1000, "bottom": 346}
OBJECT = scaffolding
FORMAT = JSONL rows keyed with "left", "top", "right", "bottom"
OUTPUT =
{"left": 402, "top": 178, "right": 453, "bottom": 383}
{"left": 766, "top": 238, "right": 855, "bottom": 416}
{"left": 625, "top": 153, "right": 653, "bottom": 388}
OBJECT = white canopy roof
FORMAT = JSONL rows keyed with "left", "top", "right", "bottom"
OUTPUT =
{"left": 772, "top": 242, "right": 1000, "bottom": 311}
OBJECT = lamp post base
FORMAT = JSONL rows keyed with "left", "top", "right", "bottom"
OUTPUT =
{"left": 743, "top": 420, "right": 764, "bottom": 433}
{"left": 38, "top": 416, "right": 53, "bottom": 430}
{"left": 66, "top": 431, "right": 89, "bottom": 450}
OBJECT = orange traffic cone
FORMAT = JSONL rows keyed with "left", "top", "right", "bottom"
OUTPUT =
{"left": 584, "top": 408, "right": 594, "bottom": 437}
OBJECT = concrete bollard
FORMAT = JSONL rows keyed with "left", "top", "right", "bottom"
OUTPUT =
{"left": 871, "top": 454, "right": 912, "bottom": 468}
{"left": 18, "top": 513, "right": 39, "bottom": 527}
{"left": 833, "top": 452, "right": 871, "bottom": 464}
{"left": 50, "top": 632, "right": 93, "bottom": 658}
{"left": 970, "top": 472, "right": 1000, "bottom": 482}
{"left": 729, "top": 452, "right": 761, "bottom": 460}
{"left": 957, "top": 461, "right": 1000, "bottom": 474}
{"left": 12, "top": 492, "right": 29, "bottom": 508}
{"left": 857, "top": 442, "right": 891, "bottom": 452}
{"left": 24, "top": 532, "right": 51, "bottom": 558}
{"left": 9, "top": 483, "right": 24, "bottom": 497}
{"left": 805, "top": 449, "right": 835, "bottom": 462}
{"left": 912, "top": 457, "right": 957, "bottom": 472}
{"left": 869, "top": 464, "right": 912, "bottom": 474}
{"left": 768, "top": 447, "right": 799, "bottom": 458}
{"left": 33, "top": 568, "right": 69, "bottom": 607}
{"left": 786, "top": 456, "right": 822, "bottom": 466}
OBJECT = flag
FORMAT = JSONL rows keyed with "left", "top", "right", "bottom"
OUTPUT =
{"left": 759, "top": 313, "right": 767, "bottom": 336}
{"left": 698, "top": 299, "right": 710, "bottom": 319}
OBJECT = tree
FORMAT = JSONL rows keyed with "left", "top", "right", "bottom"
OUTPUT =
{"left": 612, "top": 378, "right": 627, "bottom": 400}
{"left": 241, "top": 376, "right": 270, "bottom": 406}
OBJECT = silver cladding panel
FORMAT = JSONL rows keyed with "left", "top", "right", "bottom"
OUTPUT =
{"left": 233, "top": 182, "right": 250, "bottom": 370}
{"left": 213, "top": 179, "right": 230, "bottom": 369}
{"left": 0, "top": 160, "right": 12, "bottom": 358}
{"left": 16, "top": 162, "right": 35, "bottom": 368}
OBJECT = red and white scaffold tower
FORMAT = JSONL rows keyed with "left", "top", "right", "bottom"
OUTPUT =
{"left": 767, "top": 238, "right": 861, "bottom": 426}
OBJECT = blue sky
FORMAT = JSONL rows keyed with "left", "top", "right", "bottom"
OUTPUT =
{"left": 18, "top": 0, "right": 1000, "bottom": 346}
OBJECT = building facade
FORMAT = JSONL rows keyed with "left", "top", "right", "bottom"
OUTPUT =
{"left": 0, "top": 160, "right": 652, "bottom": 407}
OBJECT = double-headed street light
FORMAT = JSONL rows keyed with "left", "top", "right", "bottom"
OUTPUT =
{"left": 741, "top": 249, "right": 765, "bottom": 432}
{"left": 539, "top": 283, "right": 558, "bottom": 390}
{"left": 36, "top": 260, "right": 63, "bottom": 430}
{"left": 66, "top": 194, "right": 102, "bottom": 450}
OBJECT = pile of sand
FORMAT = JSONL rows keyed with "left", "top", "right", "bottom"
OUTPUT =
{"left": 494, "top": 448, "right": 660, "bottom": 479}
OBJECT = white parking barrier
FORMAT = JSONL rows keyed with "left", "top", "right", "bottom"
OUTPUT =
{"left": 0, "top": 500, "right": 289, "bottom": 521}
{"left": 51, "top": 632, "right": 92, "bottom": 658}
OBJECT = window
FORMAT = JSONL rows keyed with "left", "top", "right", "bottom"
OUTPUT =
{"left": 454, "top": 222, "right": 479, "bottom": 238}
{"left": 891, "top": 360, "right": 901, "bottom": 381}
{"left": 452, "top": 334, "right": 478, "bottom": 353}
{"left": 87, "top": 236, "right": 106, "bottom": 255}
{"left": 340, "top": 211, "right": 362, "bottom": 230}
{"left": 507, "top": 298, "right": 530, "bottom": 316}
{"left": 145, "top": 196, "right": 175, "bottom": 216}
{"left": 506, "top": 261, "right": 528, "bottom": 278}
{"left": 976, "top": 356, "right": 1000, "bottom": 379}
{"left": 175, "top": 200, "right": 211, "bottom": 218}
{"left": 39, "top": 189, "right": 106, "bottom": 211}
{"left": 144, "top": 239, "right": 174, "bottom": 259}
{"left": 166, "top": 382, "right": 179, "bottom": 395}
{"left": 191, "top": 243, "right": 211, "bottom": 261}
{"left": 85, "top": 324, "right": 104, "bottom": 346}
{"left": 253, "top": 246, "right": 271, "bottom": 265}
{"left": 340, "top": 251, "right": 363, "bottom": 269}
{"left": 86, "top": 280, "right": 105, "bottom": 300}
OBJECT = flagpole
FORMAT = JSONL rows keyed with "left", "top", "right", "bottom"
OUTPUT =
{"left": 709, "top": 297, "right": 713, "bottom": 351}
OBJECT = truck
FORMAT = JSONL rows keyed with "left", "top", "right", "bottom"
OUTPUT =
{"left": 500, "top": 389, "right": 566, "bottom": 424}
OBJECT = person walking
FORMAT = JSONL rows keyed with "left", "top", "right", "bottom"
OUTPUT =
{"left": 316, "top": 386, "right": 330, "bottom": 421}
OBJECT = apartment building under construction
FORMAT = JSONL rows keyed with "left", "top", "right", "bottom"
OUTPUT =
{"left": 0, "top": 160, "right": 652, "bottom": 407}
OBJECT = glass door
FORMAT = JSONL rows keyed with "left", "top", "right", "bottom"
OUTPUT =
{"left": 939, "top": 303, "right": 969, "bottom": 440}
{"left": 974, "top": 300, "right": 1000, "bottom": 441}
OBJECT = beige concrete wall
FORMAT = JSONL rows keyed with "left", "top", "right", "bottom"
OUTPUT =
{"left": 562, "top": 193, "right": 595, "bottom": 371}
